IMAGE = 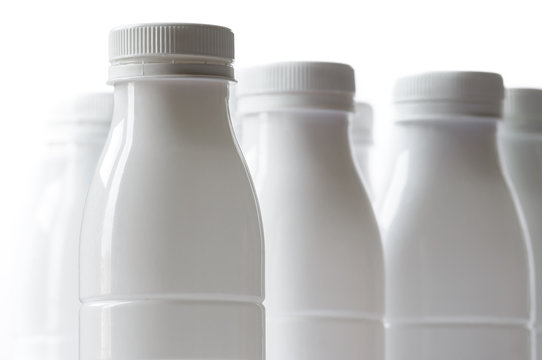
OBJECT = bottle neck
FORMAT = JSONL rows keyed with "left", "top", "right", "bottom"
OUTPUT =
{"left": 375, "top": 117, "right": 505, "bottom": 219}
{"left": 109, "top": 59, "right": 234, "bottom": 84}
{"left": 391, "top": 118, "right": 503, "bottom": 179}
{"left": 111, "top": 78, "right": 233, "bottom": 147}
{"left": 242, "top": 109, "right": 357, "bottom": 176}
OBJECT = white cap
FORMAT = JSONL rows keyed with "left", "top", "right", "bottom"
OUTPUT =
{"left": 236, "top": 62, "right": 356, "bottom": 114}
{"left": 350, "top": 102, "right": 373, "bottom": 143}
{"left": 48, "top": 92, "right": 112, "bottom": 143}
{"left": 393, "top": 71, "right": 504, "bottom": 121}
{"left": 108, "top": 23, "right": 235, "bottom": 82}
{"left": 503, "top": 88, "right": 542, "bottom": 129}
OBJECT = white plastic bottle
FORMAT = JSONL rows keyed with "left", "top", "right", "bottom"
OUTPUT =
{"left": 499, "top": 88, "right": 542, "bottom": 359}
{"left": 238, "top": 62, "right": 384, "bottom": 360}
{"left": 379, "top": 72, "right": 532, "bottom": 360}
{"left": 14, "top": 93, "right": 112, "bottom": 360}
{"left": 79, "top": 24, "right": 264, "bottom": 360}
{"left": 350, "top": 102, "right": 374, "bottom": 199}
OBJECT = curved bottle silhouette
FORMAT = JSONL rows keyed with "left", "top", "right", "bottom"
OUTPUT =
{"left": 499, "top": 88, "right": 542, "bottom": 359}
{"left": 378, "top": 72, "right": 532, "bottom": 360}
{"left": 239, "top": 62, "right": 384, "bottom": 360}
{"left": 79, "top": 24, "right": 264, "bottom": 359}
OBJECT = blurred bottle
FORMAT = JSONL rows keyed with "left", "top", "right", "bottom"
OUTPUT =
{"left": 14, "top": 92, "right": 112, "bottom": 360}
{"left": 379, "top": 72, "right": 531, "bottom": 360}
{"left": 350, "top": 102, "right": 374, "bottom": 200}
{"left": 79, "top": 23, "right": 264, "bottom": 360}
{"left": 499, "top": 88, "right": 542, "bottom": 359}
{"left": 239, "top": 62, "right": 384, "bottom": 360}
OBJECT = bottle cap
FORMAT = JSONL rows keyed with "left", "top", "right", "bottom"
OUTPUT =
{"left": 393, "top": 71, "right": 504, "bottom": 121}
{"left": 237, "top": 61, "right": 356, "bottom": 113}
{"left": 503, "top": 88, "right": 542, "bottom": 130}
{"left": 108, "top": 23, "right": 235, "bottom": 82}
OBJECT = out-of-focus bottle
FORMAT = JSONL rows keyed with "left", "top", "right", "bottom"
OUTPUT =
{"left": 14, "top": 93, "right": 112, "bottom": 360}
{"left": 379, "top": 71, "right": 531, "bottom": 360}
{"left": 239, "top": 61, "right": 384, "bottom": 360}
{"left": 79, "top": 23, "right": 264, "bottom": 360}
{"left": 499, "top": 88, "right": 542, "bottom": 359}
{"left": 350, "top": 101, "right": 374, "bottom": 199}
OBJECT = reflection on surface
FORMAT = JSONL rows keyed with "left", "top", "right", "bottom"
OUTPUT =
{"left": 99, "top": 83, "right": 135, "bottom": 295}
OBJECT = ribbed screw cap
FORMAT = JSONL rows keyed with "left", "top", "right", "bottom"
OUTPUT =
{"left": 393, "top": 71, "right": 504, "bottom": 120}
{"left": 109, "top": 23, "right": 234, "bottom": 62}
{"left": 237, "top": 62, "right": 355, "bottom": 96}
{"left": 236, "top": 62, "right": 355, "bottom": 113}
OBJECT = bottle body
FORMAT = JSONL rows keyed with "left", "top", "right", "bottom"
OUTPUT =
{"left": 380, "top": 119, "right": 531, "bottom": 360}
{"left": 243, "top": 110, "right": 384, "bottom": 360}
{"left": 499, "top": 126, "right": 542, "bottom": 358}
{"left": 15, "top": 117, "right": 109, "bottom": 360}
{"left": 80, "top": 79, "right": 264, "bottom": 359}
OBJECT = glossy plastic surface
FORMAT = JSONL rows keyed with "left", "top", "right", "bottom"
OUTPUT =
{"left": 500, "top": 126, "right": 542, "bottom": 359}
{"left": 79, "top": 79, "right": 264, "bottom": 359}
{"left": 243, "top": 110, "right": 384, "bottom": 360}
{"left": 379, "top": 119, "right": 531, "bottom": 360}
{"left": 14, "top": 106, "right": 110, "bottom": 360}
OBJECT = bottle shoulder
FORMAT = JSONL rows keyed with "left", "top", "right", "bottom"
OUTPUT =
{"left": 379, "top": 174, "right": 524, "bottom": 241}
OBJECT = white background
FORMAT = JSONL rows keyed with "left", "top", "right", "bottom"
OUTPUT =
{"left": 1, "top": 0, "right": 542, "bottom": 351}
